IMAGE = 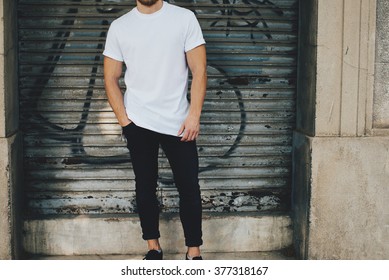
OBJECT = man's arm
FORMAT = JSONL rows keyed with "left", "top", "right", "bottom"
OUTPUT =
{"left": 178, "top": 45, "right": 207, "bottom": 141}
{"left": 104, "top": 56, "right": 131, "bottom": 127}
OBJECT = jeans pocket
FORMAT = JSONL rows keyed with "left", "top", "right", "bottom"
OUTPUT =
{"left": 122, "top": 121, "right": 135, "bottom": 137}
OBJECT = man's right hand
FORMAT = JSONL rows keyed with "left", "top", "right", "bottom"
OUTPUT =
{"left": 120, "top": 118, "right": 132, "bottom": 127}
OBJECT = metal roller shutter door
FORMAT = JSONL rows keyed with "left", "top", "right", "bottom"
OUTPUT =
{"left": 18, "top": 0, "right": 298, "bottom": 216}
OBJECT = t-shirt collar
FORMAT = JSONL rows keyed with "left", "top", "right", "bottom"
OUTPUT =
{"left": 134, "top": 1, "right": 167, "bottom": 19}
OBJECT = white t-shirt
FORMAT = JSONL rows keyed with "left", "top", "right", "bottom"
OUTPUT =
{"left": 103, "top": 1, "right": 205, "bottom": 136}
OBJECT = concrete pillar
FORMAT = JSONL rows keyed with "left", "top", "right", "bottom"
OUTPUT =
{"left": 374, "top": 0, "right": 389, "bottom": 130}
{"left": 294, "top": 0, "right": 389, "bottom": 259}
{"left": 0, "top": 0, "right": 23, "bottom": 259}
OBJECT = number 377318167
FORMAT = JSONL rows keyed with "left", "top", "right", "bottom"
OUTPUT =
{"left": 214, "top": 266, "right": 269, "bottom": 276}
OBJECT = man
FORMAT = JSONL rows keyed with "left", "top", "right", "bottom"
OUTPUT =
{"left": 103, "top": 0, "right": 207, "bottom": 260}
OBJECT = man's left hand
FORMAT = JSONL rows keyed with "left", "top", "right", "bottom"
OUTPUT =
{"left": 178, "top": 115, "right": 200, "bottom": 142}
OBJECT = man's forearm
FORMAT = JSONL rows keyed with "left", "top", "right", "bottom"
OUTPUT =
{"left": 105, "top": 79, "right": 130, "bottom": 126}
{"left": 189, "top": 70, "right": 207, "bottom": 119}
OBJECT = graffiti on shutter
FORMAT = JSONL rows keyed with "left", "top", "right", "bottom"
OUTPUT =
{"left": 18, "top": 0, "right": 298, "bottom": 215}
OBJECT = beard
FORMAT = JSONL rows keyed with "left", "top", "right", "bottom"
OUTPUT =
{"left": 137, "top": 0, "right": 160, "bottom": 7}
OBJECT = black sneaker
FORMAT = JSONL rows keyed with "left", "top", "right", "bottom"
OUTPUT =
{"left": 185, "top": 253, "right": 203, "bottom": 260}
{"left": 143, "top": 250, "right": 163, "bottom": 260}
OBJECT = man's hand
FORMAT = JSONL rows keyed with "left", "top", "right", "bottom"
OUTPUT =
{"left": 120, "top": 119, "right": 132, "bottom": 127}
{"left": 178, "top": 114, "right": 200, "bottom": 142}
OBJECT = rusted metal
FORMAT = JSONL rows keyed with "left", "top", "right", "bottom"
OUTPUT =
{"left": 18, "top": 0, "right": 298, "bottom": 215}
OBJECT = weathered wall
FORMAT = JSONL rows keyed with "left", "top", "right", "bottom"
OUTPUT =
{"left": 293, "top": 0, "right": 317, "bottom": 258}
{"left": 0, "top": 135, "right": 23, "bottom": 259}
{"left": 295, "top": 0, "right": 317, "bottom": 137}
{"left": 292, "top": 131, "right": 312, "bottom": 259}
{"left": 309, "top": 137, "right": 389, "bottom": 259}
{"left": 294, "top": 0, "right": 389, "bottom": 259}
{"left": 374, "top": 0, "right": 389, "bottom": 128}
{"left": 314, "top": 0, "right": 375, "bottom": 137}
{"left": 0, "top": 0, "right": 23, "bottom": 259}
{"left": 23, "top": 213, "right": 292, "bottom": 256}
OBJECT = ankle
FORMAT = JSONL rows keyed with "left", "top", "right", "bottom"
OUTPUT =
{"left": 147, "top": 239, "right": 162, "bottom": 251}
{"left": 187, "top": 246, "right": 201, "bottom": 257}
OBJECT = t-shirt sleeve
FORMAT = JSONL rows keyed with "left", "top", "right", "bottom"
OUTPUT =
{"left": 184, "top": 13, "right": 206, "bottom": 52}
{"left": 103, "top": 23, "right": 124, "bottom": 62}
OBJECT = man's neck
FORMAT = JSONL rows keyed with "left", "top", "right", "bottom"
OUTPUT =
{"left": 136, "top": 0, "right": 163, "bottom": 15}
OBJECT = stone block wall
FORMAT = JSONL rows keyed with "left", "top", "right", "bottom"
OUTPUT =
{"left": 294, "top": 0, "right": 389, "bottom": 259}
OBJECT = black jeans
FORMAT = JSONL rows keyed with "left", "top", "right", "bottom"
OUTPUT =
{"left": 123, "top": 122, "right": 203, "bottom": 247}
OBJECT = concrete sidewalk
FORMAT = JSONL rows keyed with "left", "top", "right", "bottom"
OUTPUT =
{"left": 30, "top": 251, "right": 295, "bottom": 260}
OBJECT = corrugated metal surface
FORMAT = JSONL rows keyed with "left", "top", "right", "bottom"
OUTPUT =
{"left": 18, "top": 0, "right": 298, "bottom": 215}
